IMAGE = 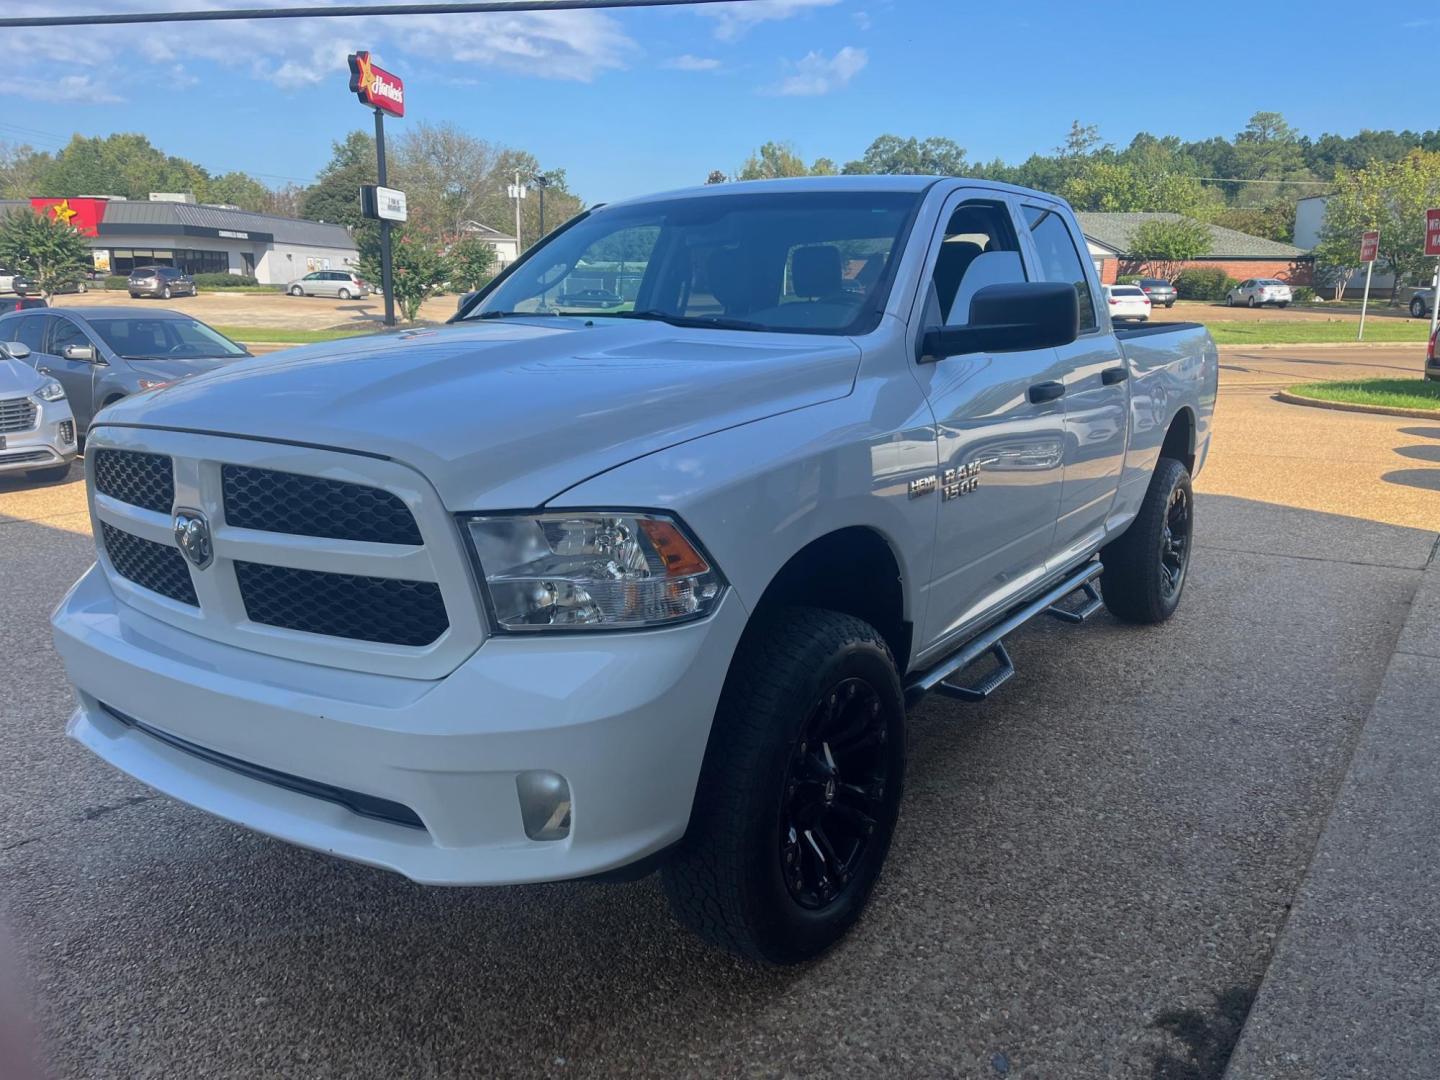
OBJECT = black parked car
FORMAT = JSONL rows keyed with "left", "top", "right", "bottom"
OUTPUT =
{"left": 13, "top": 274, "right": 88, "bottom": 296}
{"left": 128, "top": 266, "right": 197, "bottom": 300}
{"left": 1135, "top": 278, "right": 1177, "bottom": 308}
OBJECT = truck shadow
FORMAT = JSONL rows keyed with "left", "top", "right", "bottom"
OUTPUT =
{"left": 1, "top": 493, "right": 1435, "bottom": 1077}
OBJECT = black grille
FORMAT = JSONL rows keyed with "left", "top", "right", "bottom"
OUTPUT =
{"left": 99, "top": 704, "right": 424, "bottom": 830}
{"left": 222, "top": 465, "right": 422, "bottom": 546}
{"left": 100, "top": 523, "right": 197, "bottom": 605}
{"left": 234, "top": 561, "right": 446, "bottom": 646}
{"left": 0, "top": 450, "right": 51, "bottom": 466}
{"left": 93, "top": 449, "right": 174, "bottom": 514}
{"left": 0, "top": 396, "right": 36, "bottom": 433}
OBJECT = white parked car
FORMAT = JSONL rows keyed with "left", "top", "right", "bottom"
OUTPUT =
{"left": 1226, "top": 278, "right": 1292, "bottom": 308}
{"left": 0, "top": 341, "right": 78, "bottom": 482}
{"left": 286, "top": 270, "right": 370, "bottom": 300}
{"left": 1104, "top": 284, "right": 1151, "bottom": 322}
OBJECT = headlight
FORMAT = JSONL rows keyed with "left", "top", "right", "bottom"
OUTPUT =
{"left": 463, "top": 511, "right": 725, "bottom": 631}
{"left": 34, "top": 378, "right": 65, "bottom": 402}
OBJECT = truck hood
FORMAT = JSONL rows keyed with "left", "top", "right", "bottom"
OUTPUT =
{"left": 97, "top": 318, "right": 860, "bottom": 507}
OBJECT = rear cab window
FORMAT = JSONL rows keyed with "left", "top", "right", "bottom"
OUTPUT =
{"left": 1023, "top": 205, "right": 1098, "bottom": 332}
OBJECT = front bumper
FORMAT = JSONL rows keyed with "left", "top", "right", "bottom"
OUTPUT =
{"left": 54, "top": 564, "right": 747, "bottom": 885}
{"left": 0, "top": 400, "right": 77, "bottom": 474}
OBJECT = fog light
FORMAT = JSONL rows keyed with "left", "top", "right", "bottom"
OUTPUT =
{"left": 517, "top": 770, "right": 571, "bottom": 841}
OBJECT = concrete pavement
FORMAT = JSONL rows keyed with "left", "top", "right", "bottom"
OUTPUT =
{"left": 0, "top": 344, "right": 1435, "bottom": 1078}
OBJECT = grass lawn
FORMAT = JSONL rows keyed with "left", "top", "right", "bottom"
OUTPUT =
{"left": 1204, "top": 321, "right": 1432, "bottom": 345}
{"left": 217, "top": 325, "right": 377, "bottom": 344}
{"left": 1287, "top": 379, "right": 1440, "bottom": 411}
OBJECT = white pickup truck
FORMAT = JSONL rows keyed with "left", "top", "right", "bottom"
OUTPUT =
{"left": 53, "top": 177, "right": 1217, "bottom": 963}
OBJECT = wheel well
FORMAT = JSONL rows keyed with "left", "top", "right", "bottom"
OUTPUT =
{"left": 752, "top": 527, "right": 910, "bottom": 669}
{"left": 1161, "top": 408, "right": 1196, "bottom": 473}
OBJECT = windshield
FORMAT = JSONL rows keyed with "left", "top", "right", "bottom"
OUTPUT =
{"left": 464, "top": 189, "right": 922, "bottom": 334}
{"left": 87, "top": 317, "right": 247, "bottom": 359}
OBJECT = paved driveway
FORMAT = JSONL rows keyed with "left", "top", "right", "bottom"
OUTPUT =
{"left": 0, "top": 346, "right": 1435, "bottom": 1079}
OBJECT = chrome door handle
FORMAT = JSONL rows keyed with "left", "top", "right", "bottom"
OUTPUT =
{"left": 1028, "top": 381, "right": 1065, "bottom": 404}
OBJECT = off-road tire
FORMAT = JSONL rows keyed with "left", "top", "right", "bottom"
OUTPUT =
{"left": 1100, "top": 457, "right": 1193, "bottom": 624}
{"left": 661, "top": 607, "right": 906, "bottom": 965}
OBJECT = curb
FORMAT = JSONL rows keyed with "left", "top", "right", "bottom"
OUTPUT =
{"left": 1216, "top": 339, "right": 1427, "bottom": 351}
{"left": 1224, "top": 541, "right": 1440, "bottom": 1078}
{"left": 1274, "top": 390, "right": 1440, "bottom": 421}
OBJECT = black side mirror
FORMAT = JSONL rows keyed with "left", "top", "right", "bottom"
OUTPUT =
{"left": 457, "top": 290, "right": 479, "bottom": 313}
{"left": 921, "top": 282, "right": 1080, "bottom": 362}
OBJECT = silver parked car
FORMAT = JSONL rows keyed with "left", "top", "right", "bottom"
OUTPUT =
{"left": 0, "top": 341, "right": 78, "bottom": 482}
{"left": 1226, "top": 278, "right": 1292, "bottom": 308}
{"left": 286, "top": 270, "right": 370, "bottom": 300}
{"left": 0, "top": 306, "right": 251, "bottom": 437}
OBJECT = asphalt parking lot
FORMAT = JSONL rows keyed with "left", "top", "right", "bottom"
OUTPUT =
{"left": 1, "top": 345, "right": 1436, "bottom": 1079}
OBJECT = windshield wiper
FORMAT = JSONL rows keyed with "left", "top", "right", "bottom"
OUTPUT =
{"left": 601, "top": 310, "right": 770, "bottom": 332}
{"left": 469, "top": 309, "right": 566, "bottom": 320}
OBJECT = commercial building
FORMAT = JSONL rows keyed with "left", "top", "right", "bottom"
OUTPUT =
{"left": 0, "top": 196, "right": 359, "bottom": 285}
{"left": 1078, "top": 212, "right": 1313, "bottom": 285}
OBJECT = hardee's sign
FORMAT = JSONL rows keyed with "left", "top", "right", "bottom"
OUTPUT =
{"left": 348, "top": 52, "right": 404, "bottom": 118}
{"left": 30, "top": 197, "right": 107, "bottom": 237}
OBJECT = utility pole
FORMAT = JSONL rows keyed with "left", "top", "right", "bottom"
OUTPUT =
{"left": 531, "top": 173, "right": 551, "bottom": 240}
{"left": 508, "top": 172, "right": 526, "bottom": 251}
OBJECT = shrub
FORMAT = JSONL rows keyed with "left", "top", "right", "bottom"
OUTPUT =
{"left": 103, "top": 275, "right": 129, "bottom": 290}
{"left": 194, "top": 272, "right": 259, "bottom": 288}
{"left": 1290, "top": 285, "right": 1317, "bottom": 303}
{"left": 1116, "top": 274, "right": 1142, "bottom": 286}
{"left": 1173, "top": 267, "right": 1236, "bottom": 301}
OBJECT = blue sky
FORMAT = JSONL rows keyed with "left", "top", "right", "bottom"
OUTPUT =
{"left": 0, "top": 0, "right": 1424, "bottom": 206}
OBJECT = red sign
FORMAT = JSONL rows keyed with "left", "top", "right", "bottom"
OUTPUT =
{"left": 1360, "top": 230, "right": 1379, "bottom": 263}
{"left": 1427, "top": 209, "right": 1440, "bottom": 257}
{"left": 29, "top": 197, "right": 107, "bottom": 237}
{"left": 348, "top": 51, "right": 404, "bottom": 117}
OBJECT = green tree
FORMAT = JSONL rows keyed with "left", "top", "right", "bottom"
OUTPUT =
{"left": 0, "top": 142, "right": 53, "bottom": 199}
{"left": 1058, "top": 120, "right": 1104, "bottom": 158}
{"left": 841, "top": 134, "right": 968, "bottom": 176}
{"left": 1316, "top": 150, "right": 1440, "bottom": 303}
{"left": 359, "top": 225, "right": 450, "bottom": 322}
{"left": 300, "top": 131, "right": 376, "bottom": 228}
{"left": 738, "top": 141, "right": 811, "bottom": 180}
{"left": 1205, "top": 204, "right": 1294, "bottom": 244}
{"left": 1128, "top": 217, "right": 1214, "bottom": 280}
{"left": 1063, "top": 159, "right": 1211, "bottom": 214}
{"left": 0, "top": 207, "right": 90, "bottom": 297}
{"left": 447, "top": 235, "right": 496, "bottom": 291}
{"left": 705, "top": 169, "right": 728, "bottom": 185}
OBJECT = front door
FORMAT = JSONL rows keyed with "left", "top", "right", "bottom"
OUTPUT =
{"left": 910, "top": 193, "right": 1068, "bottom": 656}
{"left": 44, "top": 316, "right": 100, "bottom": 427}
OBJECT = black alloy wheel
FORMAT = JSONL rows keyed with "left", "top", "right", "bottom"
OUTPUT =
{"left": 780, "top": 676, "right": 890, "bottom": 911}
{"left": 1159, "top": 483, "right": 1192, "bottom": 600}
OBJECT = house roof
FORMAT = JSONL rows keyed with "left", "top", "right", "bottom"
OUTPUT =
{"left": 0, "top": 199, "right": 356, "bottom": 249}
{"left": 460, "top": 221, "right": 517, "bottom": 242}
{"left": 1076, "top": 212, "right": 1308, "bottom": 260}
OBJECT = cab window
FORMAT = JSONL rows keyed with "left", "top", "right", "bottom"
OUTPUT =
{"left": 49, "top": 319, "right": 91, "bottom": 355}
{"left": 927, "top": 201, "right": 1027, "bottom": 326}
{"left": 1023, "top": 205, "right": 1097, "bottom": 332}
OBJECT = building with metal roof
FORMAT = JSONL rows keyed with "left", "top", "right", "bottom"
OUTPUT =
{"left": 1077, "top": 212, "right": 1313, "bottom": 285}
{"left": 0, "top": 197, "right": 359, "bottom": 285}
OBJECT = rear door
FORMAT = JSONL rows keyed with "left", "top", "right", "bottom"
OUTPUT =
{"left": 1019, "top": 203, "right": 1129, "bottom": 565}
{"left": 909, "top": 190, "right": 1069, "bottom": 654}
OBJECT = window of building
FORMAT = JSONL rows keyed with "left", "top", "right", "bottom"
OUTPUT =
{"left": 1024, "top": 206, "right": 1098, "bottom": 332}
{"left": 108, "top": 248, "right": 230, "bottom": 275}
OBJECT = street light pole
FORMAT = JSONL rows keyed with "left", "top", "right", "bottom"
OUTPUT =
{"left": 531, "top": 173, "right": 550, "bottom": 240}
{"left": 373, "top": 108, "right": 396, "bottom": 327}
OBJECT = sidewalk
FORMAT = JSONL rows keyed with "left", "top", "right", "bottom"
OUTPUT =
{"left": 1226, "top": 538, "right": 1440, "bottom": 1078}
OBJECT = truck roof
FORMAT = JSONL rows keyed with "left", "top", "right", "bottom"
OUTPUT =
{"left": 602, "top": 174, "right": 1067, "bottom": 210}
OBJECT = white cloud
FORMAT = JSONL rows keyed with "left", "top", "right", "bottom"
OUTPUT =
{"left": 12, "top": 75, "right": 122, "bottom": 105}
{"left": 853, "top": 11, "right": 873, "bottom": 30}
{"left": 664, "top": 54, "right": 722, "bottom": 71}
{"left": 699, "top": 0, "right": 841, "bottom": 42}
{"left": 5, "top": 0, "right": 637, "bottom": 90}
{"left": 770, "top": 46, "right": 867, "bottom": 96}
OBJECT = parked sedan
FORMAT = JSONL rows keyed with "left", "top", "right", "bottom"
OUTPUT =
{"left": 13, "top": 273, "right": 88, "bottom": 296}
{"left": 1104, "top": 284, "right": 1151, "bottom": 322}
{"left": 1226, "top": 278, "right": 1292, "bottom": 308}
{"left": 0, "top": 306, "right": 251, "bottom": 436}
{"left": 129, "top": 266, "right": 197, "bottom": 300}
{"left": 286, "top": 270, "right": 370, "bottom": 300}
{"left": 1409, "top": 288, "right": 1433, "bottom": 318}
{"left": 1135, "top": 277, "right": 1177, "bottom": 307}
{"left": 0, "top": 341, "right": 78, "bottom": 482}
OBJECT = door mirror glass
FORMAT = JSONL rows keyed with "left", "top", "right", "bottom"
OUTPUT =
{"left": 921, "top": 282, "right": 1079, "bottom": 361}
{"left": 62, "top": 343, "right": 96, "bottom": 362}
{"left": 0, "top": 341, "right": 30, "bottom": 360}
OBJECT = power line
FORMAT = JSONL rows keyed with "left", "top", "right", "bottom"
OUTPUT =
{"left": 1196, "top": 176, "right": 1334, "bottom": 186}
{"left": 0, "top": 0, "right": 759, "bottom": 29}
